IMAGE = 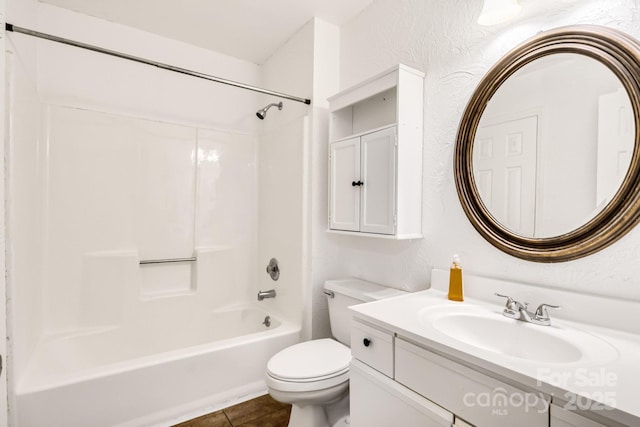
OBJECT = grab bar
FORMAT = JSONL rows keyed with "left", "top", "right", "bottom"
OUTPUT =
{"left": 139, "top": 257, "right": 197, "bottom": 265}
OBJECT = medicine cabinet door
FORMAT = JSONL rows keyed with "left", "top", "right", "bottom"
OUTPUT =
{"left": 329, "top": 137, "right": 361, "bottom": 231}
{"left": 360, "top": 127, "right": 397, "bottom": 234}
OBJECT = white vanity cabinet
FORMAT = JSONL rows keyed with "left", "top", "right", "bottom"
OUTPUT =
{"left": 328, "top": 64, "right": 424, "bottom": 239}
{"left": 349, "top": 320, "right": 454, "bottom": 427}
{"left": 348, "top": 277, "right": 640, "bottom": 427}
{"left": 349, "top": 318, "right": 550, "bottom": 427}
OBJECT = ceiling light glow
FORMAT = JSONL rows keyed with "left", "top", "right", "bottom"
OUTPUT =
{"left": 478, "top": 0, "right": 522, "bottom": 26}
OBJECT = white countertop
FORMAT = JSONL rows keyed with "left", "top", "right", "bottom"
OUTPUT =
{"left": 350, "top": 287, "right": 640, "bottom": 426}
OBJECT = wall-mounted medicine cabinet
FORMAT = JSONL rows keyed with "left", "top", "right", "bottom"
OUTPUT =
{"left": 328, "top": 64, "right": 424, "bottom": 239}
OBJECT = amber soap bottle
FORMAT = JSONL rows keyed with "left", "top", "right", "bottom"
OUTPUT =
{"left": 448, "top": 254, "right": 464, "bottom": 302}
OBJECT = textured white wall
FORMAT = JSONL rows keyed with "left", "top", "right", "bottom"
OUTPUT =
{"left": 310, "top": 0, "right": 640, "bottom": 330}
{"left": 258, "top": 20, "right": 314, "bottom": 333}
{"left": 308, "top": 20, "right": 341, "bottom": 339}
{"left": 260, "top": 19, "right": 341, "bottom": 339}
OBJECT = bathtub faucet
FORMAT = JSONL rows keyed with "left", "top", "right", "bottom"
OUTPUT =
{"left": 258, "top": 289, "right": 276, "bottom": 301}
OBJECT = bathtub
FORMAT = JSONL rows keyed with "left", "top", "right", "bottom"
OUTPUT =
{"left": 15, "top": 305, "right": 300, "bottom": 427}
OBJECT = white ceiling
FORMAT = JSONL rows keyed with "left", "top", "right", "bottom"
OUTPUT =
{"left": 40, "top": 0, "right": 373, "bottom": 64}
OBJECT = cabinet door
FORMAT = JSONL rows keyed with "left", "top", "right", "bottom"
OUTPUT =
{"left": 329, "top": 137, "right": 360, "bottom": 231}
{"left": 360, "top": 127, "right": 396, "bottom": 234}
{"left": 350, "top": 360, "right": 453, "bottom": 427}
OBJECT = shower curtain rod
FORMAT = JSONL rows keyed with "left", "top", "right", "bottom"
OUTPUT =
{"left": 4, "top": 23, "right": 312, "bottom": 105}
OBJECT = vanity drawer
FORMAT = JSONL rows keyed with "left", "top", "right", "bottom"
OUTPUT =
{"left": 395, "top": 337, "right": 549, "bottom": 427}
{"left": 351, "top": 320, "right": 394, "bottom": 377}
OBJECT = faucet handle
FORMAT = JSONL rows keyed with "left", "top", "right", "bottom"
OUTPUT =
{"left": 495, "top": 293, "right": 526, "bottom": 321}
{"left": 495, "top": 293, "right": 516, "bottom": 308}
{"left": 495, "top": 292, "right": 512, "bottom": 302}
{"left": 534, "top": 303, "right": 560, "bottom": 320}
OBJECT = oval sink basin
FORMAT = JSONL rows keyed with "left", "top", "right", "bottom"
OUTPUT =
{"left": 433, "top": 312, "right": 581, "bottom": 363}
{"left": 419, "top": 305, "right": 618, "bottom": 365}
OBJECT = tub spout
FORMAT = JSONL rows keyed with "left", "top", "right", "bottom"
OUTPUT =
{"left": 258, "top": 289, "right": 276, "bottom": 301}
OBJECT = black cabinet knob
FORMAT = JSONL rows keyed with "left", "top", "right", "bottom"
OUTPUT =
{"left": 363, "top": 338, "right": 371, "bottom": 347}
{"left": 352, "top": 180, "right": 363, "bottom": 187}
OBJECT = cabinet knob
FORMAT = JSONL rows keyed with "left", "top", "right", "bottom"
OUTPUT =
{"left": 363, "top": 338, "right": 371, "bottom": 347}
{"left": 352, "top": 180, "right": 364, "bottom": 187}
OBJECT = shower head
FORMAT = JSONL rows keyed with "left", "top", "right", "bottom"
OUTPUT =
{"left": 256, "top": 101, "right": 283, "bottom": 120}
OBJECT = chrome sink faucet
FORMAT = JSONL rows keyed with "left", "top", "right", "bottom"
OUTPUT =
{"left": 495, "top": 293, "right": 560, "bottom": 326}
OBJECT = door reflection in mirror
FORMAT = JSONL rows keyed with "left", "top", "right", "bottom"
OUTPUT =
{"left": 473, "top": 53, "right": 634, "bottom": 238}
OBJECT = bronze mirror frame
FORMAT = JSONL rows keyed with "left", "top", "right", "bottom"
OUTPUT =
{"left": 455, "top": 25, "right": 640, "bottom": 262}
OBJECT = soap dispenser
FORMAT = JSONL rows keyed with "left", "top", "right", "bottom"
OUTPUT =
{"left": 448, "top": 254, "right": 464, "bottom": 302}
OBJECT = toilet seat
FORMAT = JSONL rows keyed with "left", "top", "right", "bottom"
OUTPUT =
{"left": 266, "top": 339, "right": 351, "bottom": 392}
{"left": 266, "top": 369, "right": 349, "bottom": 393}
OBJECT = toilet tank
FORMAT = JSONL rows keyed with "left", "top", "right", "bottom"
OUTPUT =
{"left": 324, "top": 278, "right": 407, "bottom": 347}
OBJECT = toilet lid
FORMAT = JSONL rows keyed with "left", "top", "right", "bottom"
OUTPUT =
{"left": 267, "top": 338, "right": 351, "bottom": 381}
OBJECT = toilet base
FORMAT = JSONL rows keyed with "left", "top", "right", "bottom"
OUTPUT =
{"left": 332, "top": 415, "right": 351, "bottom": 427}
{"left": 287, "top": 393, "right": 349, "bottom": 427}
{"left": 287, "top": 404, "right": 328, "bottom": 427}
{"left": 326, "top": 393, "right": 349, "bottom": 426}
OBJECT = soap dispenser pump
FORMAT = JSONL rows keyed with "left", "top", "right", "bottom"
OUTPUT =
{"left": 448, "top": 254, "right": 464, "bottom": 302}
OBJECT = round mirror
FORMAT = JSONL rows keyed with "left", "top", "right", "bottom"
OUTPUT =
{"left": 474, "top": 53, "right": 634, "bottom": 238}
{"left": 455, "top": 26, "right": 640, "bottom": 262}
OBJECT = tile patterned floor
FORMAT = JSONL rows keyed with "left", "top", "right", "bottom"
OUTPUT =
{"left": 174, "top": 394, "right": 291, "bottom": 427}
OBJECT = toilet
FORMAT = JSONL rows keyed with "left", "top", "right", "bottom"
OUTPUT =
{"left": 265, "top": 278, "right": 407, "bottom": 427}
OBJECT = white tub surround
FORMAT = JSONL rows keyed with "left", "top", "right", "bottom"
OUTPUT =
{"left": 5, "top": 5, "right": 312, "bottom": 425}
{"left": 7, "top": 99, "right": 302, "bottom": 426}
{"left": 349, "top": 270, "right": 640, "bottom": 427}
